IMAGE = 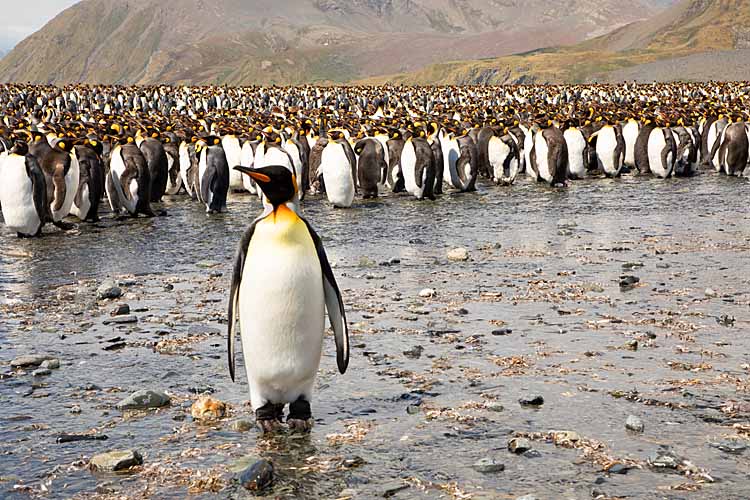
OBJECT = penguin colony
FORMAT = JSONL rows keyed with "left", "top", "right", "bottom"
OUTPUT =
{"left": 1, "top": 81, "right": 749, "bottom": 236}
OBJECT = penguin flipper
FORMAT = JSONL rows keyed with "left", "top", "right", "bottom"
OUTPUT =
{"left": 26, "top": 156, "right": 51, "bottom": 223}
{"left": 302, "top": 218, "right": 349, "bottom": 374}
{"left": 227, "top": 220, "right": 259, "bottom": 382}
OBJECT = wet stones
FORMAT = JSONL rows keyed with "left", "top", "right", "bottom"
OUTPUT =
{"left": 403, "top": 346, "right": 424, "bottom": 359}
{"left": 622, "top": 262, "right": 644, "bottom": 270}
{"left": 518, "top": 394, "right": 544, "bottom": 407}
{"left": 418, "top": 288, "right": 436, "bottom": 298}
{"left": 491, "top": 328, "right": 512, "bottom": 336}
{"left": 705, "top": 288, "right": 718, "bottom": 298}
{"left": 11, "top": 354, "right": 55, "bottom": 368}
{"left": 40, "top": 359, "right": 60, "bottom": 370}
{"left": 110, "top": 303, "right": 130, "bottom": 316}
{"left": 619, "top": 275, "right": 640, "bottom": 291}
{"left": 89, "top": 449, "right": 143, "bottom": 472}
{"left": 484, "top": 401, "right": 504, "bottom": 412}
{"left": 190, "top": 396, "right": 227, "bottom": 420}
{"left": 710, "top": 440, "right": 747, "bottom": 454}
{"left": 447, "top": 247, "right": 469, "bottom": 261}
{"left": 508, "top": 438, "right": 532, "bottom": 454}
{"left": 647, "top": 448, "right": 680, "bottom": 470}
{"left": 238, "top": 459, "right": 274, "bottom": 492}
{"left": 97, "top": 280, "right": 122, "bottom": 300}
{"left": 32, "top": 368, "right": 51, "bottom": 377}
{"left": 625, "top": 415, "right": 644, "bottom": 433}
{"left": 195, "top": 260, "right": 221, "bottom": 269}
{"left": 606, "top": 463, "right": 630, "bottom": 475}
{"left": 103, "top": 315, "right": 138, "bottom": 325}
{"left": 472, "top": 457, "right": 505, "bottom": 473}
{"left": 231, "top": 419, "right": 254, "bottom": 432}
{"left": 381, "top": 481, "right": 409, "bottom": 497}
{"left": 116, "top": 389, "right": 170, "bottom": 410}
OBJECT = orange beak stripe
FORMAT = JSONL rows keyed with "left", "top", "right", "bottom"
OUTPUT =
{"left": 248, "top": 172, "right": 271, "bottom": 183}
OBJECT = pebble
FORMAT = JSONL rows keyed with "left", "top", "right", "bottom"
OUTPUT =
{"left": 709, "top": 440, "right": 747, "bottom": 454}
{"left": 102, "top": 315, "right": 138, "bottom": 325}
{"left": 341, "top": 456, "right": 365, "bottom": 468}
{"left": 484, "top": 402, "right": 505, "bottom": 412}
{"left": 557, "top": 219, "right": 577, "bottom": 228}
{"left": 518, "top": 394, "right": 544, "bottom": 406}
{"left": 625, "top": 340, "right": 638, "bottom": 351}
{"left": 231, "top": 419, "right": 254, "bottom": 432}
{"left": 491, "top": 328, "right": 512, "bottom": 336}
{"left": 622, "top": 262, "right": 644, "bottom": 270}
{"left": 447, "top": 247, "right": 469, "bottom": 261}
{"left": 508, "top": 437, "right": 532, "bottom": 454}
{"left": 648, "top": 449, "right": 680, "bottom": 470}
{"left": 116, "top": 389, "right": 170, "bottom": 410}
{"left": 619, "top": 275, "right": 640, "bottom": 290}
{"left": 516, "top": 496, "right": 539, "bottom": 500}
{"left": 110, "top": 304, "right": 130, "bottom": 316}
{"left": 11, "top": 355, "right": 54, "bottom": 368}
{"left": 472, "top": 458, "right": 504, "bottom": 473}
{"left": 32, "top": 368, "right": 51, "bottom": 377}
{"left": 403, "top": 346, "right": 424, "bottom": 359}
{"left": 239, "top": 459, "right": 274, "bottom": 492}
{"left": 625, "top": 415, "right": 644, "bottom": 432}
{"left": 190, "top": 396, "right": 227, "bottom": 420}
{"left": 418, "top": 288, "right": 436, "bottom": 298}
{"left": 607, "top": 463, "right": 630, "bottom": 474}
{"left": 339, "top": 488, "right": 359, "bottom": 498}
{"left": 705, "top": 288, "right": 718, "bottom": 298}
{"left": 96, "top": 280, "right": 122, "bottom": 300}
{"left": 89, "top": 449, "right": 143, "bottom": 472}
{"left": 40, "top": 359, "right": 60, "bottom": 370}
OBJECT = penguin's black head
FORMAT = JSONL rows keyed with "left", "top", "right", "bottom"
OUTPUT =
{"left": 234, "top": 165, "right": 296, "bottom": 207}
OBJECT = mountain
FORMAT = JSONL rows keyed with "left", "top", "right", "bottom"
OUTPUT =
{"left": 369, "top": 0, "right": 750, "bottom": 84}
{"left": 0, "top": 0, "right": 668, "bottom": 85}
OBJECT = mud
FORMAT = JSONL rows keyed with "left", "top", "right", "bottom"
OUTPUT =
{"left": 1, "top": 173, "right": 750, "bottom": 499}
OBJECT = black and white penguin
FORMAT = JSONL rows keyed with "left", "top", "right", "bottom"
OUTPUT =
{"left": 400, "top": 131, "right": 436, "bottom": 200}
{"left": 26, "top": 132, "right": 79, "bottom": 228}
{"left": 227, "top": 165, "right": 349, "bottom": 433}
{"left": 647, "top": 124, "right": 677, "bottom": 179}
{"left": 282, "top": 133, "right": 307, "bottom": 199}
{"left": 530, "top": 123, "right": 568, "bottom": 186}
{"left": 196, "top": 136, "right": 230, "bottom": 213}
{"left": 222, "top": 133, "right": 244, "bottom": 192}
{"left": 426, "top": 122, "right": 444, "bottom": 195}
{"left": 139, "top": 133, "right": 168, "bottom": 202}
{"left": 319, "top": 131, "right": 356, "bottom": 208}
{"left": 239, "top": 134, "right": 261, "bottom": 195}
{"left": 488, "top": 133, "right": 520, "bottom": 186}
{"left": 634, "top": 118, "right": 657, "bottom": 175}
{"left": 591, "top": 124, "right": 624, "bottom": 178}
{"left": 106, "top": 137, "right": 154, "bottom": 217}
{"left": 717, "top": 120, "right": 749, "bottom": 176}
{"left": 672, "top": 124, "right": 698, "bottom": 177}
{"left": 70, "top": 139, "right": 104, "bottom": 222}
{"left": 440, "top": 129, "right": 477, "bottom": 191}
{"left": 162, "top": 132, "right": 182, "bottom": 195}
{"left": 621, "top": 118, "right": 640, "bottom": 169}
{"left": 705, "top": 115, "right": 727, "bottom": 171}
{"left": 0, "top": 141, "right": 50, "bottom": 237}
{"left": 563, "top": 123, "right": 587, "bottom": 180}
{"left": 353, "top": 137, "right": 385, "bottom": 199}
{"left": 385, "top": 130, "right": 406, "bottom": 193}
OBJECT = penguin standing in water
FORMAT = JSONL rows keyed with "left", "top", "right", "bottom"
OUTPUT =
{"left": 717, "top": 117, "right": 749, "bottom": 176}
{"left": 563, "top": 120, "right": 587, "bottom": 180}
{"left": 140, "top": 130, "right": 168, "bottom": 202}
{"left": 400, "top": 128, "right": 436, "bottom": 200}
{"left": 228, "top": 165, "right": 349, "bottom": 433}
{"left": 647, "top": 119, "right": 677, "bottom": 179}
{"left": 386, "top": 129, "right": 406, "bottom": 193}
{"left": 222, "top": 133, "right": 244, "bottom": 192}
{"left": 353, "top": 137, "right": 385, "bottom": 199}
{"left": 634, "top": 117, "right": 657, "bottom": 175}
{"left": 530, "top": 119, "right": 568, "bottom": 186}
{"left": 70, "top": 138, "right": 104, "bottom": 222}
{"left": 621, "top": 117, "right": 640, "bottom": 169}
{"left": 162, "top": 131, "right": 182, "bottom": 195}
{"left": 591, "top": 122, "right": 624, "bottom": 178}
{"left": 196, "top": 136, "right": 230, "bottom": 213}
{"left": 488, "top": 132, "right": 520, "bottom": 186}
{"left": 0, "top": 140, "right": 50, "bottom": 237}
{"left": 106, "top": 135, "right": 154, "bottom": 217}
{"left": 319, "top": 130, "right": 356, "bottom": 208}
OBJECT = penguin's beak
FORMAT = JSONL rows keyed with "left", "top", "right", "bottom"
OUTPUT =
{"left": 234, "top": 166, "right": 270, "bottom": 183}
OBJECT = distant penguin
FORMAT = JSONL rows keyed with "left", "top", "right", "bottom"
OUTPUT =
{"left": 672, "top": 126, "right": 698, "bottom": 177}
{"left": 563, "top": 126, "right": 587, "bottom": 180}
{"left": 647, "top": 126, "right": 677, "bottom": 179}
{"left": 140, "top": 135, "right": 168, "bottom": 202}
{"left": 488, "top": 134, "right": 520, "bottom": 186}
{"left": 426, "top": 123, "right": 444, "bottom": 195}
{"left": 520, "top": 124, "right": 539, "bottom": 182}
{"left": 162, "top": 132, "right": 182, "bottom": 195}
{"left": 319, "top": 135, "right": 355, "bottom": 208}
{"left": 196, "top": 136, "right": 230, "bottom": 213}
{"left": 222, "top": 134, "right": 244, "bottom": 192}
{"left": 717, "top": 122, "right": 749, "bottom": 176}
{"left": 106, "top": 138, "right": 154, "bottom": 217}
{"left": 0, "top": 141, "right": 50, "bottom": 237}
{"left": 353, "top": 137, "right": 385, "bottom": 199}
{"left": 634, "top": 119, "right": 657, "bottom": 175}
{"left": 282, "top": 136, "right": 307, "bottom": 199}
{"left": 705, "top": 116, "right": 727, "bottom": 170}
{"left": 621, "top": 118, "right": 640, "bottom": 168}
{"left": 531, "top": 125, "right": 568, "bottom": 186}
{"left": 228, "top": 165, "right": 349, "bottom": 434}
{"left": 70, "top": 140, "right": 104, "bottom": 222}
{"left": 400, "top": 135, "right": 436, "bottom": 200}
{"left": 475, "top": 126, "right": 496, "bottom": 178}
{"left": 178, "top": 139, "right": 198, "bottom": 199}
{"left": 593, "top": 124, "right": 624, "bottom": 178}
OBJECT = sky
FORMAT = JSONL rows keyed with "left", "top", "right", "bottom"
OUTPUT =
{"left": 0, "top": 0, "right": 79, "bottom": 51}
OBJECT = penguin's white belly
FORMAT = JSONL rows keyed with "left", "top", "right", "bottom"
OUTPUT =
{"left": 564, "top": 130, "right": 586, "bottom": 179}
{"left": 596, "top": 128, "right": 618, "bottom": 175}
{"left": 648, "top": 129, "right": 670, "bottom": 178}
{"left": 109, "top": 147, "right": 136, "bottom": 214}
{"left": 70, "top": 183, "right": 90, "bottom": 220}
{"left": 165, "top": 154, "right": 181, "bottom": 195}
{"left": 283, "top": 142, "right": 304, "bottom": 194}
{"left": 321, "top": 144, "right": 354, "bottom": 207}
{"left": 622, "top": 122, "right": 639, "bottom": 167}
{"left": 442, "top": 140, "right": 460, "bottom": 188}
{"left": 708, "top": 125, "right": 722, "bottom": 171}
{"left": 401, "top": 140, "right": 420, "bottom": 197}
{"left": 178, "top": 144, "right": 193, "bottom": 196}
{"left": 523, "top": 130, "right": 535, "bottom": 180}
{"left": 534, "top": 132, "right": 551, "bottom": 183}
{"left": 239, "top": 213, "right": 325, "bottom": 408}
{"left": 52, "top": 154, "right": 79, "bottom": 221}
{"left": 0, "top": 155, "right": 41, "bottom": 235}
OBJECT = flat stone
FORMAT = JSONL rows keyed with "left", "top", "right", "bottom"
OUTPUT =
{"left": 111, "top": 304, "right": 130, "bottom": 316}
{"left": 607, "top": 463, "right": 630, "bottom": 475}
{"left": 484, "top": 402, "right": 505, "bottom": 412}
{"left": 103, "top": 315, "right": 138, "bottom": 325}
{"left": 190, "top": 396, "right": 226, "bottom": 420}
{"left": 447, "top": 247, "right": 469, "bottom": 261}
{"left": 97, "top": 280, "right": 122, "bottom": 300}
{"left": 508, "top": 437, "right": 532, "bottom": 454}
{"left": 40, "top": 359, "right": 60, "bottom": 369}
{"left": 32, "top": 368, "right": 51, "bottom": 377}
{"left": 472, "top": 458, "right": 505, "bottom": 473}
{"left": 625, "top": 415, "right": 644, "bottom": 433}
{"left": 382, "top": 480, "right": 409, "bottom": 497}
{"left": 239, "top": 459, "right": 273, "bottom": 492}
{"left": 89, "top": 450, "right": 143, "bottom": 472}
{"left": 117, "top": 390, "right": 170, "bottom": 410}
{"left": 516, "top": 495, "right": 539, "bottom": 500}
{"left": 648, "top": 449, "right": 681, "bottom": 470}
{"left": 557, "top": 219, "right": 577, "bottom": 228}
{"left": 196, "top": 260, "right": 221, "bottom": 269}
{"left": 231, "top": 419, "right": 253, "bottom": 432}
{"left": 710, "top": 440, "right": 747, "bottom": 454}
{"left": 518, "top": 394, "right": 544, "bottom": 406}
{"left": 11, "top": 355, "right": 54, "bottom": 368}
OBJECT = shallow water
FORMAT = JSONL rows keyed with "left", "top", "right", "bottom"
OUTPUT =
{"left": 1, "top": 172, "right": 750, "bottom": 499}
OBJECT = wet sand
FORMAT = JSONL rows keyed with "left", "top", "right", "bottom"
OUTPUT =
{"left": 1, "top": 173, "right": 749, "bottom": 499}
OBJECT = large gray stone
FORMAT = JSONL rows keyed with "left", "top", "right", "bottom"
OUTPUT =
{"left": 90, "top": 450, "right": 143, "bottom": 471}
{"left": 117, "top": 390, "right": 170, "bottom": 410}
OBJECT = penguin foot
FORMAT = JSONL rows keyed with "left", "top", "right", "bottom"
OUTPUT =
{"left": 257, "top": 419, "right": 284, "bottom": 434}
{"left": 53, "top": 220, "right": 75, "bottom": 231}
{"left": 287, "top": 418, "right": 313, "bottom": 433}
{"left": 287, "top": 397, "right": 312, "bottom": 433}
{"left": 255, "top": 403, "right": 284, "bottom": 434}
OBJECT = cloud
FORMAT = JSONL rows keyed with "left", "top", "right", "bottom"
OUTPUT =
{"left": 2, "top": 1, "right": 80, "bottom": 49}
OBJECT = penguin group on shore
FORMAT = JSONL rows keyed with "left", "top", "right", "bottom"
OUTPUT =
{"left": 1, "top": 81, "right": 749, "bottom": 237}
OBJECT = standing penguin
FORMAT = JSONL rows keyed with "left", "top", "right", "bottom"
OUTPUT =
{"left": 0, "top": 141, "right": 50, "bottom": 237}
{"left": 488, "top": 133, "right": 520, "bottom": 186}
{"left": 70, "top": 139, "right": 104, "bottom": 222}
{"left": 106, "top": 137, "right": 154, "bottom": 217}
{"left": 621, "top": 118, "right": 640, "bottom": 169}
{"left": 717, "top": 120, "right": 749, "bottom": 176}
{"left": 563, "top": 123, "right": 587, "bottom": 180}
{"left": 592, "top": 124, "right": 624, "bottom": 178}
{"left": 319, "top": 131, "right": 356, "bottom": 208}
{"left": 634, "top": 118, "right": 657, "bottom": 175}
{"left": 140, "top": 133, "right": 169, "bottom": 202}
{"left": 196, "top": 136, "right": 230, "bottom": 213}
{"left": 647, "top": 123, "right": 677, "bottom": 179}
{"left": 222, "top": 134, "right": 244, "bottom": 192}
{"left": 228, "top": 165, "right": 349, "bottom": 433}
{"left": 25, "top": 132, "right": 78, "bottom": 228}
{"left": 530, "top": 123, "right": 568, "bottom": 186}
{"left": 162, "top": 132, "right": 182, "bottom": 195}
{"left": 400, "top": 133, "right": 436, "bottom": 200}
{"left": 353, "top": 137, "right": 385, "bottom": 199}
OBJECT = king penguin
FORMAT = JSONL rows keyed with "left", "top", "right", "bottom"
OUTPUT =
{"left": 0, "top": 140, "right": 50, "bottom": 237}
{"left": 227, "top": 164, "right": 349, "bottom": 433}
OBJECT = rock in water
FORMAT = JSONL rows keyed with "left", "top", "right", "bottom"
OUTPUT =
{"left": 648, "top": 449, "right": 680, "bottom": 470}
{"left": 190, "top": 396, "right": 227, "bottom": 420}
{"left": 472, "top": 458, "right": 505, "bottom": 473}
{"left": 447, "top": 247, "right": 469, "bottom": 261}
{"left": 625, "top": 415, "right": 644, "bottom": 432}
{"left": 231, "top": 419, "right": 254, "bottom": 432}
{"left": 89, "top": 450, "right": 143, "bottom": 471}
{"left": 239, "top": 459, "right": 274, "bottom": 492}
{"left": 97, "top": 280, "right": 122, "bottom": 300}
{"left": 117, "top": 390, "right": 170, "bottom": 410}
{"left": 508, "top": 437, "right": 532, "bottom": 454}
{"left": 11, "top": 354, "right": 54, "bottom": 368}
{"left": 40, "top": 359, "right": 60, "bottom": 369}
